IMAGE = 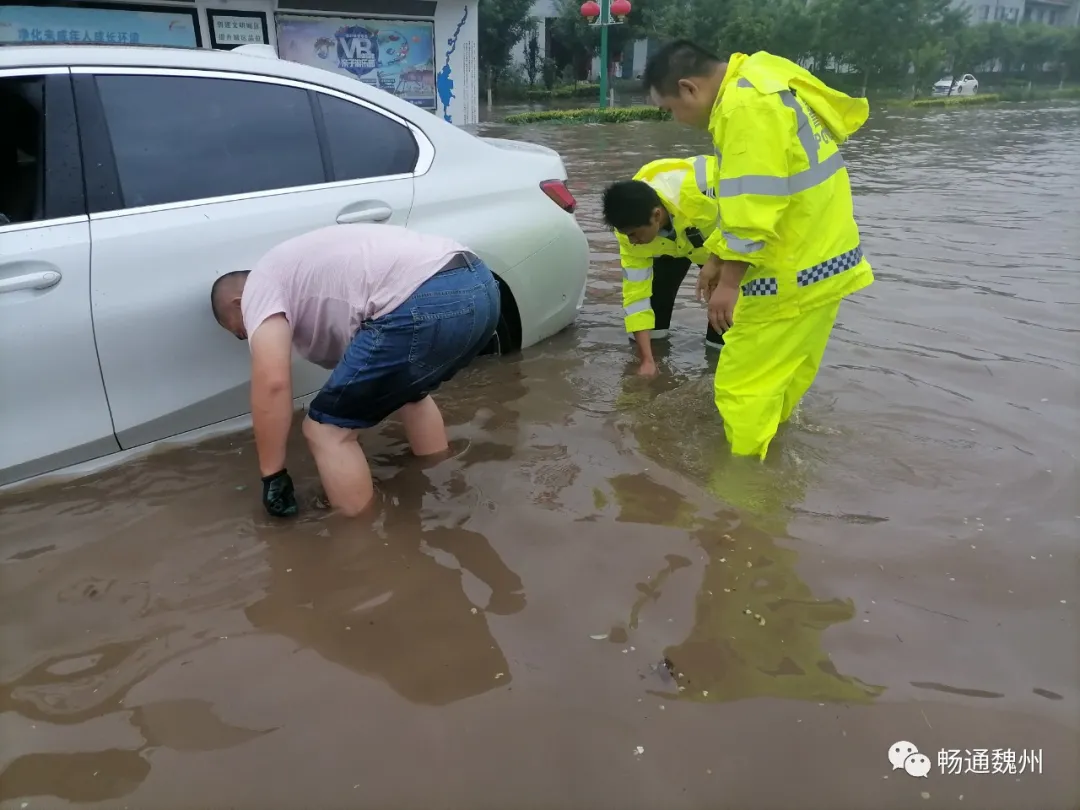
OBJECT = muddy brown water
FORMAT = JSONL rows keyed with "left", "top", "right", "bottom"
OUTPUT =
{"left": 2, "top": 103, "right": 1079, "bottom": 810}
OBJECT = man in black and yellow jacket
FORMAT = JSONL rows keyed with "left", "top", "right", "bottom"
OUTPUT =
{"left": 602, "top": 155, "right": 736, "bottom": 377}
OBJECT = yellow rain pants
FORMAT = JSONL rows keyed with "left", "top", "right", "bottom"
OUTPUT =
{"left": 714, "top": 300, "right": 840, "bottom": 460}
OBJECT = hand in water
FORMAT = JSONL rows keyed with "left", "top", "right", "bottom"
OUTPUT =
{"left": 261, "top": 469, "right": 298, "bottom": 517}
{"left": 637, "top": 359, "right": 659, "bottom": 378}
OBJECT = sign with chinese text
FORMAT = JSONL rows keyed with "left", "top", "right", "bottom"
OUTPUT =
{"left": 0, "top": 5, "right": 199, "bottom": 47}
{"left": 276, "top": 15, "right": 435, "bottom": 110}
{"left": 209, "top": 13, "right": 266, "bottom": 48}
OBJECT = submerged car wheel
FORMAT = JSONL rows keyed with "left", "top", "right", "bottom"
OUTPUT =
{"left": 481, "top": 277, "right": 522, "bottom": 356}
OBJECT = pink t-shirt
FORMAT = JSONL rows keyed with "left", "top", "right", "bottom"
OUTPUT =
{"left": 241, "top": 224, "right": 468, "bottom": 369}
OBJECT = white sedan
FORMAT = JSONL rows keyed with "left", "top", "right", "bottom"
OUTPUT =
{"left": 932, "top": 74, "right": 979, "bottom": 97}
{"left": 0, "top": 43, "right": 589, "bottom": 488}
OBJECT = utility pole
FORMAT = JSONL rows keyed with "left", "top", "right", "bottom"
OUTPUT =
{"left": 599, "top": 0, "right": 610, "bottom": 109}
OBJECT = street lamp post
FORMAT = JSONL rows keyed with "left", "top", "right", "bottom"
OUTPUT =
{"left": 581, "top": 0, "right": 631, "bottom": 109}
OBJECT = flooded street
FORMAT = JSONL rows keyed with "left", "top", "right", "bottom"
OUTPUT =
{"left": 2, "top": 102, "right": 1079, "bottom": 809}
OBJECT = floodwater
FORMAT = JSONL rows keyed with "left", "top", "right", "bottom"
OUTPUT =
{"left": 2, "top": 103, "right": 1079, "bottom": 810}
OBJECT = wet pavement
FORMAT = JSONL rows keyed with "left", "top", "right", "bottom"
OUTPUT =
{"left": 2, "top": 102, "right": 1079, "bottom": 809}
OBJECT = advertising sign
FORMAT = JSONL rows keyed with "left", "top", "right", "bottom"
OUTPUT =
{"left": 209, "top": 13, "right": 267, "bottom": 48}
{"left": 0, "top": 5, "right": 199, "bottom": 47}
{"left": 276, "top": 15, "right": 435, "bottom": 110}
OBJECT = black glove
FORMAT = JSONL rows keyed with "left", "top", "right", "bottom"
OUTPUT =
{"left": 261, "top": 469, "right": 298, "bottom": 518}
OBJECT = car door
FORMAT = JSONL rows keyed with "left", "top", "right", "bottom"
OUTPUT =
{"left": 0, "top": 68, "right": 119, "bottom": 487}
{"left": 77, "top": 67, "right": 423, "bottom": 449}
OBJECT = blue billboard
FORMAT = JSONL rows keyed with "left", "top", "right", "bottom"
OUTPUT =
{"left": 277, "top": 15, "right": 436, "bottom": 110}
{"left": 0, "top": 5, "right": 199, "bottom": 48}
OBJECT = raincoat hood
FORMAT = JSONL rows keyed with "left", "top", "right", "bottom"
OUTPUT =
{"left": 728, "top": 51, "right": 869, "bottom": 143}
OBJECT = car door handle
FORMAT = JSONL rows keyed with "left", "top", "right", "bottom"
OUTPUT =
{"left": 336, "top": 205, "right": 393, "bottom": 225}
{"left": 0, "top": 270, "right": 62, "bottom": 294}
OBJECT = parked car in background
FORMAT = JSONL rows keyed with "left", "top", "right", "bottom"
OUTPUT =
{"left": 932, "top": 74, "right": 979, "bottom": 96}
{"left": 0, "top": 42, "right": 589, "bottom": 488}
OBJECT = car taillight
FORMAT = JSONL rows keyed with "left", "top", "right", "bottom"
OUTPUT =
{"left": 540, "top": 179, "right": 576, "bottom": 214}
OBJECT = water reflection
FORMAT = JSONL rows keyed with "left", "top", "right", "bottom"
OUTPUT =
{"left": 0, "top": 640, "right": 271, "bottom": 804}
{"left": 245, "top": 464, "right": 525, "bottom": 705}
{"left": 605, "top": 472, "right": 884, "bottom": 705}
{"left": 604, "top": 373, "right": 884, "bottom": 704}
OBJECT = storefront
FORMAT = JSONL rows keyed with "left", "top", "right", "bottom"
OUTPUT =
{"left": 0, "top": 0, "right": 479, "bottom": 124}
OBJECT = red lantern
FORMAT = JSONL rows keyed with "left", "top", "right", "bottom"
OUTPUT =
{"left": 580, "top": 1, "right": 601, "bottom": 20}
{"left": 611, "top": 0, "right": 632, "bottom": 17}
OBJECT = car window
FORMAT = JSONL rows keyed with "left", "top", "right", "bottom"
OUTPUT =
{"left": 317, "top": 93, "right": 419, "bottom": 182}
{"left": 95, "top": 74, "right": 325, "bottom": 209}
{"left": 0, "top": 76, "right": 45, "bottom": 225}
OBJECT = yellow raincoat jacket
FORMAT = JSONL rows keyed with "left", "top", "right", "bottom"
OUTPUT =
{"left": 704, "top": 51, "right": 874, "bottom": 323}
{"left": 704, "top": 52, "right": 875, "bottom": 459}
{"left": 620, "top": 155, "right": 721, "bottom": 333}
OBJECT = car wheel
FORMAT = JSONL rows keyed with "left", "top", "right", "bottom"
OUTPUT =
{"left": 481, "top": 277, "right": 522, "bottom": 356}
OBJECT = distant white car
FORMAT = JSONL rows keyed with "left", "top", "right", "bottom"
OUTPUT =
{"left": 0, "top": 43, "right": 589, "bottom": 487}
{"left": 932, "top": 74, "right": 979, "bottom": 97}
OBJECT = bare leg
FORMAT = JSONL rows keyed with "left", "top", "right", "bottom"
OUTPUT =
{"left": 399, "top": 396, "right": 449, "bottom": 456}
{"left": 301, "top": 415, "right": 375, "bottom": 517}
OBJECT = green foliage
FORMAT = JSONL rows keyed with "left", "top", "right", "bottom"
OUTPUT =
{"left": 550, "top": 0, "right": 648, "bottom": 79}
{"left": 523, "top": 23, "right": 542, "bottom": 86}
{"left": 478, "top": 0, "right": 538, "bottom": 88}
{"left": 524, "top": 82, "right": 601, "bottom": 99}
{"left": 996, "top": 85, "right": 1080, "bottom": 100}
{"left": 634, "top": 0, "right": 1080, "bottom": 96}
{"left": 542, "top": 57, "right": 559, "bottom": 90}
{"left": 504, "top": 106, "right": 673, "bottom": 124}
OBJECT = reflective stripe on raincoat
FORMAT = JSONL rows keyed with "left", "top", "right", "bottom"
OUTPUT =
{"left": 704, "top": 51, "right": 874, "bottom": 325}
{"left": 620, "top": 155, "right": 720, "bottom": 333}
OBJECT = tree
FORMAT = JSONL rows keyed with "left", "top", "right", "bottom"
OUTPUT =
{"left": 642, "top": 0, "right": 732, "bottom": 52}
{"left": 1058, "top": 27, "right": 1080, "bottom": 88}
{"left": 909, "top": 41, "right": 947, "bottom": 96}
{"left": 523, "top": 21, "right": 542, "bottom": 86}
{"left": 983, "top": 22, "right": 1021, "bottom": 74}
{"left": 1014, "top": 23, "right": 1060, "bottom": 81}
{"left": 813, "top": 0, "right": 910, "bottom": 95}
{"left": 946, "top": 21, "right": 991, "bottom": 77}
{"left": 478, "top": 0, "right": 538, "bottom": 92}
{"left": 551, "top": 0, "right": 646, "bottom": 80}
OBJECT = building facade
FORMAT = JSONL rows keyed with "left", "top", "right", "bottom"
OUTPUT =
{"left": 0, "top": 0, "right": 481, "bottom": 124}
{"left": 958, "top": 0, "right": 1080, "bottom": 25}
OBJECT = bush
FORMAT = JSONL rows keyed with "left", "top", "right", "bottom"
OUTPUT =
{"left": 504, "top": 106, "right": 672, "bottom": 125}
{"left": 910, "top": 93, "right": 1001, "bottom": 107}
{"left": 997, "top": 85, "right": 1080, "bottom": 101}
{"left": 524, "top": 82, "right": 601, "bottom": 100}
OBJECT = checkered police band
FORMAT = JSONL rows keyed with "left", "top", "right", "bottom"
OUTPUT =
{"left": 739, "top": 245, "right": 864, "bottom": 297}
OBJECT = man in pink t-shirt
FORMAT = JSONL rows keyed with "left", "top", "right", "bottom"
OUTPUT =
{"left": 211, "top": 224, "right": 500, "bottom": 518}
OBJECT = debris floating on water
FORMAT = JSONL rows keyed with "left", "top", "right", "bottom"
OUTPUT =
{"left": 634, "top": 746, "right": 645, "bottom": 756}
{"left": 589, "top": 633, "right": 608, "bottom": 640}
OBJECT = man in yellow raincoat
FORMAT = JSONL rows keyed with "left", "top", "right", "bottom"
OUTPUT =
{"left": 602, "top": 155, "right": 739, "bottom": 377}
{"left": 643, "top": 41, "right": 874, "bottom": 460}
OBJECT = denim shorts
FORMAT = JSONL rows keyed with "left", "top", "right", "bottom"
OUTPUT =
{"left": 307, "top": 253, "right": 501, "bottom": 430}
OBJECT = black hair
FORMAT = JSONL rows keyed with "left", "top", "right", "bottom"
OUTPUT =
{"left": 642, "top": 39, "right": 724, "bottom": 97}
{"left": 602, "top": 180, "right": 664, "bottom": 231}
{"left": 210, "top": 270, "right": 250, "bottom": 323}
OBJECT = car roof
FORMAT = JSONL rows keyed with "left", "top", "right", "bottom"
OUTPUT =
{"left": 0, "top": 43, "right": 433, "bottom": 125}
